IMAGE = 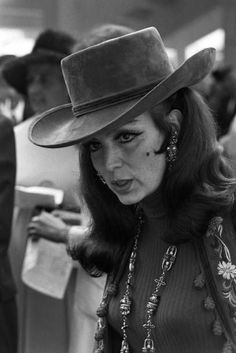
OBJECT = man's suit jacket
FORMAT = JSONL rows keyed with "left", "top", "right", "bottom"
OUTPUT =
{"left": 0, "top": 115, "right": 16, "bottom": 301}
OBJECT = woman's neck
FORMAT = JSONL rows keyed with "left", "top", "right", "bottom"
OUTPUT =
{"left": 139, "top": 188, "right": 166, "bottom": 220}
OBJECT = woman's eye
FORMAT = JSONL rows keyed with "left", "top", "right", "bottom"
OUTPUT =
{"left": 118, "top": 132, "right": 139, "bottom": 143}
{"left": 88, "top": 141, "right": 101, "bottom": 152}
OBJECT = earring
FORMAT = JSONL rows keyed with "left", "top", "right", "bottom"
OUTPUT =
{"left": 166, "top": 128, "right": 178, "bottom": 169}
{"left": 97, "top": 172, "right": 106, "bottom": 184}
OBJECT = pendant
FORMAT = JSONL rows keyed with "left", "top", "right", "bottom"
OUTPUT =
{"left": 120, "top": 295, "right": 131, "bottom": 315}
{"left": 142, "top": 338, "right": 156, "bottom": 353}
{"left": 120, "top": 339, "right": 129, "bottom": 353}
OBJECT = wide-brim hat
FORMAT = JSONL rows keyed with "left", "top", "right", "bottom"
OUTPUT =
{"left": 29, "top": 27, "right": 216, "bottom": 148}
{"left": 2, "top": 29, "right": 75, "bottom": 96}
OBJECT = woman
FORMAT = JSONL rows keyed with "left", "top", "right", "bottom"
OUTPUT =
{"left": 29, "top": 27, "right": 236, "bottom": 353}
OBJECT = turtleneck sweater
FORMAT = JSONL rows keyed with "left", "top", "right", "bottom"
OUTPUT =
{"left": 107, "top": 190, "right": 225, "bottom": 353}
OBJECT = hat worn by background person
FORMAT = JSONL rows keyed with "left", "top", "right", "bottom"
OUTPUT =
{"left": 2, "top": 29, "right": 76, "bottom": 96}
{"left": 29, "top": 26, "right": 215, "bottom": 148}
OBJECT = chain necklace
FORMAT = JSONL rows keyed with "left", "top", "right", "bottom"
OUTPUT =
{"left": 120, "top": 216, "right": 178, "bottom": 353}
{"left": 94, "top": 213, "right": 178, "bottom": 353}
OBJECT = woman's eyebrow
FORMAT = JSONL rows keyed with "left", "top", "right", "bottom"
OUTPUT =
{"left": 84, "top": 137, "right": 99, "bottom": 145}
{"left": 117, "top": 120, "right": 140, "bottom": 130}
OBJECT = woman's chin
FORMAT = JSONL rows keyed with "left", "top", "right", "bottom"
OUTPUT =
{"left": 116, "top": 193, "right": 142, "bottom": 206}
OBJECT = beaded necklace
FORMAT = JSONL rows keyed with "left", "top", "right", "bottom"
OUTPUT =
{"left": 94, "top": 213, "right": 178, "bottom": 353}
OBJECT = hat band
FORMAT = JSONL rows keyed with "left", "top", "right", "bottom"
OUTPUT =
{"left": 72, "top": 81, "right": 159, "bottom": 118}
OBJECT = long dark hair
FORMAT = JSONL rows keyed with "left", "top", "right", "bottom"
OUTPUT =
{"left": 73, "top": 87, "right": 235, "bottom": 276}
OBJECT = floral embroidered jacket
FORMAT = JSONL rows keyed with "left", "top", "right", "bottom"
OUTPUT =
{"left": 198, "top": 211, "right": 236, "bottom": 352}
{"left": 94, "top": 209, "right": 236, "bottom": 353}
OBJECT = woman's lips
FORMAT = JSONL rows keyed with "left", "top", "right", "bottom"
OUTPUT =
{"left": 110, "top": 179, "right": 133, "bottom": 193}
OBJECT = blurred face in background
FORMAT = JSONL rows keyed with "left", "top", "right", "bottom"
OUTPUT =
{"left": 0, "top": 69, "right": 23, "bottom": 123}
{"left": 26, "top": 62, "right": 69, "bottom": 114}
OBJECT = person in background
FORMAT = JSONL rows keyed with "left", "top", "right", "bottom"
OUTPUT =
{"left": 2, "top": 29, "right": 81, "bottom": 210}
{"left": 0, "top": 55, "right": 24, "bottom": 125}
{"left": 3, "top": 29, "right": 75, "bottom": 116}
{"left": 0, "top": 114, "right": 17, "bottom": 353}
{"left": 207, "top": 65, "right": 236, "bottom": 139}
{"left": 28, "top": 23, "right": 134, "bottom": 353}
{"left": 30, "top": 27, "right": 236, "bottom": 353}
{"left": 205, "top": 65, "right": 236, "bottom": 175}
{"left": 2, "top": 28, "right": 81, "bottom": 353}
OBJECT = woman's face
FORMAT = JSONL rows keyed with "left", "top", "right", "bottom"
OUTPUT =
{"left": 87, "top": 112, "right": 167, "bottom": 205}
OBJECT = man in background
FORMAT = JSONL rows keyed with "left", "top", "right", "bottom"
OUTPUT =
{"left": 2, "top": 28, "right": 79, "bottom": 353}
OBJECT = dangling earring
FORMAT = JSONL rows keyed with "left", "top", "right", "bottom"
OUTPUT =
{"left": 166, "top": 128, "right": 178, "bottom": 170}
{"left": 97, "top": 172, "right": 106, "bottom": 184}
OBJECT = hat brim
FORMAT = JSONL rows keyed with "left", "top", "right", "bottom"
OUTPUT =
{"left": 29, "top": 47, "right": 216, "bottom": 148}
{"left": 2, "top": 50, "right": 64, "bottom": 96}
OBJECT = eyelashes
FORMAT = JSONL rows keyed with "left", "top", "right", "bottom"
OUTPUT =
{"left": 86, "top": 141, "right": 101, "bottom": 153}
{"left": 115, "top": 130, "right": 143, "bottom": 143}
{"left": 86, "top": 130, "right": 143, "bottom": 153}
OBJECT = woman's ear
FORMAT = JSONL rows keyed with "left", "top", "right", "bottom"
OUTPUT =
{"left": 168, "top": 109, "right": 183, "bottom": 132}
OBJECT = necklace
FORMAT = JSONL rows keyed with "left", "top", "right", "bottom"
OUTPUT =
{"left": 141, "top": 245, "right": 177, "bottom": 352}
{"left": 94, "top": 214, "right": 178, "bottom": 353}
{"left": 120, "top": 217, "right": 178, "bottom": 353}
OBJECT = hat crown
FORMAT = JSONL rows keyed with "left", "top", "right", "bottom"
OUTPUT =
{"left": 33, "top": 29, "right": 76, "bottom": 56}
{"left": 61, "top": 27, "right": 173, "bottom": 109}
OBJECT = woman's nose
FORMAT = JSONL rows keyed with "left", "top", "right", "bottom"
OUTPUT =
{"left": 104, "top": 146, "right": 123, "bottom": 171}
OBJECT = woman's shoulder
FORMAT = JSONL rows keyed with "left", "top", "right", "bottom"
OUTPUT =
{"left": 203, "top": 206, "right": 236, "bottom": 276}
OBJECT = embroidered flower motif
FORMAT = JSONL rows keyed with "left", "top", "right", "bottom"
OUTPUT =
{"left": 222, "top": 280, "right": 236, "bottom": 308}
{"left": 218, "top": 261, "right": 236, "bottom": 280}
{"left": 193, "top": 272, "right": 205, "bottom": 289}
{"left": 203, "top": 295, "right": 215, "bottom": 310}
{"left": 206, "top": 216, "right": 223, "bottom": 238}
{"left": 212, "top": 316, "right": 223, "bottom": 336}
{"left": 222, "top": 339, "right": 233, "bottom": 353}
{"left": 205, "top": 216, "right": 231, "bottom": 261}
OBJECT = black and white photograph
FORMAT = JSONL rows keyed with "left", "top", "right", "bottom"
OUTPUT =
{"left": 0, "top": 1, "right": 235, "bottom": 353}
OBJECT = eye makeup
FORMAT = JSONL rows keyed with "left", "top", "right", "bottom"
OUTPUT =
{"left": 115, "top": 129, "right": 143, "bottom": 144}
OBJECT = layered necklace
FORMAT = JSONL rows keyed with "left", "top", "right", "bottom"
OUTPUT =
{"left": 94, "top": 212, "right": 178, "bottom": 353}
